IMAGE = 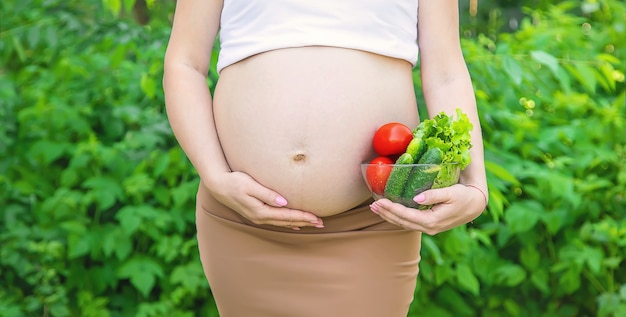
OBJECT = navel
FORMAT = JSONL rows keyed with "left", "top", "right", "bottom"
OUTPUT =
{"left": 291, "top": 152, "right": 307, "bottom": 164}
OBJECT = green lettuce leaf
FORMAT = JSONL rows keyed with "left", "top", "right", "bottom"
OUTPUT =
{"left": 413, "top": 108, "right": 473, "bottom": 170}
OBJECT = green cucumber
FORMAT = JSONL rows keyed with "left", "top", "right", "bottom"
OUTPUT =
{"left": 417, "top": 147, "right": 444, "bottom": 165}
{"left": 383, "top": 153, "right": 414, "bottom": 201}
{"left": 401, "top": 147, "right": 444, "bottom": 201}
{"left": 405, "top": 134, "right": 427, "bottom": 163}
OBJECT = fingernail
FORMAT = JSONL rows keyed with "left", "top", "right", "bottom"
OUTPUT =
{"left": 310, "top": 219, "right": 325, "bottom": 228}
{"left": 370, "top": 204, "right": 379, "bottom": 214}
{"left": 414, "top": 194, "right": 426, "bottom": 203}
{"left": 275, "top": 196, "right": 288, "bottom": 206}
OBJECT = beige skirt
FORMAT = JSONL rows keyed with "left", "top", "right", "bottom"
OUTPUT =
{"left": 196, "top": 185, "right": 422, "bottom": 317}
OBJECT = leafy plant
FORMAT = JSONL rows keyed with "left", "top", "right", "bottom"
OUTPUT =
{"left": 413, "top": 1, "right": 626, "bottom": 316}
{"left": 1, "top": 0, "right": 624, "bottom": 316}
{"left": 1, "top": 0, "right": 215, "bottom": 316}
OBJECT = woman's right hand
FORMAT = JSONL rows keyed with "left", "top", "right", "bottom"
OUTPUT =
{"left": 206, "top": 171, "right": 325, "bottom": 230}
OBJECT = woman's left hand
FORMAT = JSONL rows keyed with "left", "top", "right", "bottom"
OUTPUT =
{"left": 369, "top": 184, "right": 487, "bottom": 235}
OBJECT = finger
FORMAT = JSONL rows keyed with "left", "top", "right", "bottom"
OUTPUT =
{"left": 243, "top": 179, "right": 294, "bottom": 208}
{"left": 413, "top": 187, "right": 452, "bottom": 206}
{"left": 377, "top": 209, "right": 412, "bottom": 229}
{"left": 285, "top": 212, "right": 300, "bottom": 231}
{"left": 244, "top": 185, "right": 324, "bottom": 228}
{"left": 258, "top": 190, "right": 290, "bottom": 208}
{"left": 372, "top": 199, "right": 446, "bottom": 233}
{"left": 370, "top": 200, "right": 419, "bottom": 230}
{"left": 259, "top": 207, "right": 325, "bottom": 229}
{"left": 251, "top": 188, "right": 324, "bottom": 225}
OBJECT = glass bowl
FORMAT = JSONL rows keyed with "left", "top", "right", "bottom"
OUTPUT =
{"left": 361, "top": 163, "right": 461, "bottom": 209}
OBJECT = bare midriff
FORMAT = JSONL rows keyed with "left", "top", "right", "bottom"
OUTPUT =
{"left": 214, "top": 46, "right": 419, "bottom": 217}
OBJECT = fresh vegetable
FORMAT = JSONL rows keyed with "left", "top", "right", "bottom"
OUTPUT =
{"left": 372, "top": 122, "right": 413, "bottom": 156}
{"left": 365, "top": 156, "right": 394, "bottom": 195}
{"left": 382, "top": 152, "right": 414, "bottom": 201}
{"left": 414, "top": 108, "right": 473, "bottom": 170}
{"left": 432, "top": 163, "right": 462, "bottom": 189}
{"left": 404, "top": 132, "right": 427, "bottom": 161}
{"left": 417, "top": 146, "right": 444, "bottom": 165}
{"left": 402, "top": 147, "right": 444, "bottom": 200}
{"left": 380, "top": 109, "right": 473, "bottom": 205}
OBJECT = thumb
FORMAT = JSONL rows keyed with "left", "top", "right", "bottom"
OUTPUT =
{"left": 413, "top": 187, "right": 450, "bottom": 206}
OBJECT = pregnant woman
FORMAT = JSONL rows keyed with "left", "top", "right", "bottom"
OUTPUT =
{"left": 163, "top": 0, "right": 488, "bottom": 316}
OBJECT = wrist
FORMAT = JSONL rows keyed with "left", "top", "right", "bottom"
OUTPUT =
{"left": 463, "top": 183, "right": 488, "bottom": 210}
{"left": 197, "top": 166, "right": 232, "bottom": 190}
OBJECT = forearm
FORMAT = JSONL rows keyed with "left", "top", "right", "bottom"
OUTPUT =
{"left": 420, "top": 61, "right": 488, "bottom": 194}
{"left": 163, "top": 63, "right": 230, "bottom": 186}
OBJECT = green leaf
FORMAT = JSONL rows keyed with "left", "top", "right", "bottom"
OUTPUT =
{"left": 155, "top": 235, "right": 183, "bottom": 263}
{"left": 45, "top": 24, "right": 59, "bottom": 48}
{"left": 27, "top": 25, "right": 41, "bottom": 49}
{"left": 102, "top": 0, "right": 122, "bottom": 16}
{"left": 502, "top": 300, "right": 523, "bottom": 316}
{"left": 558, "top": 266, "right": 582, "bottom": 294}
{"left": 485, "top": 160, "right": 520, "bottom": 185}
{"left": 581, "top": 245, "right": 604, "bottom": 274}
{"left": 123, "top": 173, "right": 155, "bottom": 198}
{"left": 28, "top": 140, "right": 69, "bottom": 164}
{"left": 77, "top": 291, "right": 111, "bottom": 317}
{"left": 530, "top": 269, "right": 550, "bottom": 295}
{"left": 419, "top": 109, "right": 473, "bottom": 171}
{"left": 11, "top": 35, "right": 26, "bottom": 62}
{"left": 504, "top": 201, "right": 543, "bottom": 233}
{"left": 153, "top": 154, "right": 170, "bottom": 177}
{"left": 102, "top": 227, "right": 133, "bottom": 261}
{"left": 171, "top": 181, "right": 197, "bottom": 207}
{"left": 130, "top": 271, "right": 156, "bottom": 298}
{"left": 170, "top": 262, "right": 206, "bottom": 291}
{"left": 60, "top": 168, "right": 80, "bottom": 187}
{"left": 540, "top": 208, "right": 568, "bottom": 234}
{"left": 434, "top": 264, "right": 454, "bottom": 286}
{"left": 140, "top": 73, "right": 156, "bottom": 99}
{"left": 123, "top": 0, "right": 137, "bottom": 14}
{"left": 62, "top": 220, "right": 90, "bottom": 259}
{"left": 115, "top": 206, "right": 146, "bottom": 235}
{"left": 597, "top": 62, "right": 615, "bottom": 92}
{"left": 442, "top": 228, "right": 473, "bottom": 257}
{"left": 555, "top": 66, "right": 572, "bottom": 93}
{"left": 455, "top": 263, "right": 480, "bottom": 295}
{"left": 495, "top": 264, "right": 527, "bottom": 287}
{"left": 421, "top": 236, "right": 444, "bottom": 265}
{"left": 574, "top": 62, "right": 598, "bottom": 93}
{"left": 520, "top": 245, "right": 540, "bottom": 270}
{"left": 115, "top": 205, "right": 159, "bottom": 236}
{"left": 117, "top": 257, "right": 164, "bottom": 297}
{"left": 83, "top": 176, "right": 123, "bottom": 210}
{"left": 67, "top": 233, "right": 91, "bottom": 259}
{"left": 485, "top": 187, "right": 504, "bottom": 222}
{"left": 530, "top": 50, "right": 560, "bottom": 75}
{"left": 502, "top": 55, "right": 523, "bottom": 86}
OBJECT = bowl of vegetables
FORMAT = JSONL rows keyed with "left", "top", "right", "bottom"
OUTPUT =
{"left": 362, "top": 109, "right": 473, "bottom": 209}
{"left": 361, "top": 161, "right": 461, "bottom": 209}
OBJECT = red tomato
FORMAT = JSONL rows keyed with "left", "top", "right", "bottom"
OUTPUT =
{"left": 372, "top": 122, "right": 413, "bottom": 156}
{"left": 365, "top": 156, "right": 394, "bottom": 195}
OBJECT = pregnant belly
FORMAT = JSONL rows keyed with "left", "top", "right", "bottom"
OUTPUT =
{"left": 214, "top": 47, "right": 419, "bottom": 216}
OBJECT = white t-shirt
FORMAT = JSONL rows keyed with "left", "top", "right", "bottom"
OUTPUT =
{"left": 217, "top": 0, "right": 419, "bottom": 73}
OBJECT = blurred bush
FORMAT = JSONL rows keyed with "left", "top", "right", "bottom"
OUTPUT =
{"left": 0, "top": 0, "right": 624, "bottom": 316}
{"left": 413, "top": 1, "right": 626, "bottom": 316}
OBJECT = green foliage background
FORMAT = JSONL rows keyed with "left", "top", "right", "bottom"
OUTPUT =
{"left": 1, "top": 0, "right": 624, "bottom": 316}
